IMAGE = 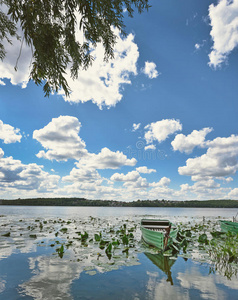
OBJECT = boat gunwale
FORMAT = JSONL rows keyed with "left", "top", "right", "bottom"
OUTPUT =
{"left": 140, "top": 219, "right": 177, "bottom": 233}
{"left": 140, "top": 218, "right": 178, "bottom": 250}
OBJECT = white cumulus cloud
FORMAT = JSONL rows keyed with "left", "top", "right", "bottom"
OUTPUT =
{"left": 0, "top": 120, "right": 22, "bottom": 144}
{"left": 62, "top": 167, "right": 102, "bottom": 184}
{"left": 136, "top": 166, "right": 156, "bottom": 174}
{"left": 58, "top": 30, "right": 139, "bottom": 108}
{"left": 110, "top": 170, "right": 149, "bottom": 189}
{"left": 33, "top": 116, "right": 87, "bottom": 161}
{"left": 171, "top": 127, "right": 213, "bottom": 154}
{"left": 0, "top": 154, "right": 60, "bottom": 192}
{"left": 111, "top": 170, "right": 140, "bottom": 182}
{"left": 144, "top": 119, "right": 182, "bottom": 144}
{"left": 144, "top": 144, "right": 156, "bottom": 150}
{"left": 76, "top": 147, "right": 137, "bottom": 170}
{"left": 228, "top": 188, "right": 238, "bottom": 198}
{"left": 142, "top": 61, "right": 159, "bottom": 79}
{"left": 208, "top": 0, "right": 238, "bottom": 68}
{"left": 132, "top": 123, "right": 141, "bottom": 131}
{"left": 0, "top": 10, "right": 144, "bottom": 109}
{"left": 150, "top": 176, "right": 171, "bottom": 187}
{"left": 179, "top": 134, "right": 238, "bottom": 177}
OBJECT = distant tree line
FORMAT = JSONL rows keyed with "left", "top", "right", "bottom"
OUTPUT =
{"left": 0, "top": 198, "right": 238, "bottom": 208}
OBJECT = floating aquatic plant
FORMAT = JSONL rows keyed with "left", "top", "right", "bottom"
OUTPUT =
{"left": 56, "top": 244, "right": 64, "bottom": 258}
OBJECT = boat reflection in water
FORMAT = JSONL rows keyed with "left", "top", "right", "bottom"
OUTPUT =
{"left": 144, "top": 252, "right": 176, "bottom": 285}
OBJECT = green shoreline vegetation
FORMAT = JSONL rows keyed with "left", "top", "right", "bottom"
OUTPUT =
{"left": 0, "top": 198, "right": 238, "bottom": 208}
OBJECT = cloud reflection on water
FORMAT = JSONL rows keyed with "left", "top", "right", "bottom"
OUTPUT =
{"left": 0, "top": 212, "right": 237, "bottom": 299}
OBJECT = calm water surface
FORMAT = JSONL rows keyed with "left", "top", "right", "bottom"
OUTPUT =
{"left": 0, "top": 206, "right": 237, "bottom": 300}
{"left": 0, "top": 205, "right": 237, "bottom": 218}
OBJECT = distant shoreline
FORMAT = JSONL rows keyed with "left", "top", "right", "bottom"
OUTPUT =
{"left": 0, "top": 198, "right": 238, "bottom": 208}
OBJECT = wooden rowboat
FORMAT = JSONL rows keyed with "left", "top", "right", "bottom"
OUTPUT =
{"left": 220, "top": 220, "right": 238, "bottom": 234}
{"left": 141, "top": 219, "right": 178, "bottom": 250}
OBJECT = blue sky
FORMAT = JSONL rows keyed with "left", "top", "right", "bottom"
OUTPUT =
{"left": 1, "top": 0, "right": 238, "bottom": 201}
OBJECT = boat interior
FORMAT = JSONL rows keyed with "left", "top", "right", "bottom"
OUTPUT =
{"left": 141, "top": 220, "right": 171, "bottom": 232}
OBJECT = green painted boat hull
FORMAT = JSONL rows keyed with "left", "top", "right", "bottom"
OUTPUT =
{"left": 220, "top": 220, "right": 238, "bottom": 234}
{"left": 141, "top": 219, "right": 178, "bottom": 250}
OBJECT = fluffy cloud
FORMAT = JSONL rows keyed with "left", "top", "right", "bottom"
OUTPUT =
{"left": 110, "top": 170, "right": 149, "bottom": 189}
{"left": 208, "top": 0, "right": 238, "bottom": 67}
{"left": 179, "top": 134, "right": 238, "bottom": 177}
{"left": 62, "top": 167, "right": 102, "bottom": 184}
{"left": 0, "top": 10, "right": 154, "bottom": 109}
{"left": 224, "top": 176, "right": 233, "bottom": 183}
{"left": 123, "top": 177, "right": 149, "bottom": 189}
{"left": 132, "top": 123, "right": 141, "bottom": 131}
{"left": 61, "top": 166, "right": 104, "bottom": 193}
{"left": 136, "top": 166, "right": 156, "bottom": 174}
{"left": 0, "top": 148, "right": 4, "bottom": 158}
{"left": 144, "top": 144, "right": 156, "bottom": 150}
{"left": 33, "top": 116, "right": 87, "bottom": 161}
{"left": 58, "top": 30, "right": 139, "bottom": 108}
{"left": 111, "top": 170, "right": 140, "bottom": 182}
{"left": 33, "top": 116, "right": 136, "bottom": 172}
{"left": 142, "top": 61, "right": 159, "bottom": 79}
{"left": 228, "top": 188, "right": 238, "bottom": 198}
{"left": 76, "top": 147, "right": 137, "bottom": 170}
{"left": 194, "top": 40, "right": 206, "bottom": 51}
{"left": 0, "top": 120, "right": 22, "bottom": 144}
{"left": 59, "top": 181, "right": 121, "bottom": 199}
{"left": 171, "top": 127, "right": 213, "bottom": 154}
{"left": 195, "top": 43, "right": 201, "bottom": 50}
{"left": 0, "top": 154, "right": 60, "bottom": 192}
{"left": 180, "top": 179, "right": 230, "bottom": 200}
{"left": 144, "top": 119, "right": 182, "bottom": 144}
{"left": 150, "top": 177, "right": 171, "bottom": 187}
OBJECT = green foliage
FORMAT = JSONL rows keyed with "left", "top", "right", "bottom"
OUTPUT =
{"left": 56, "top": 244, "right": 64, "bottom": 258}
{"left": 105, "top": 242, "right": 112, "bottom": 259}
{"left": 122, "top": 234, "right": 129, "bottom": 245}
{"left": 198, "top": 233, "right": 208, "bottom": 244}
{"left": 0, "top": 4, "right": 19, "bottom": 60}
{"left": 1, "top": 198, "right": 238, "bottom": 208}
{"left": 81, "top": 232, "right": 88, "bottom": 243}
{"left": 208, "top": 232, "right": 238, "bottom": 279}
{"left": 94, "top": 233, "right": 101, "bottom": 242}
{"left": 1, "top": 0, "right": 149, "bottom": 96}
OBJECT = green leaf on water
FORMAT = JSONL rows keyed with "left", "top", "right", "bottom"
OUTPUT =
{"left": 211, "top": 231, "right": 226, "bottom": 238}
{"left": 198, "top": 233, "right": 208, "bottom": 244}
{"left": 112, "top": 240, "right": 120, "bottom": 247}
{"left": 94, "top": 233, "right": 101, "bottom": 242}
{"left": 122, "top": 247, "right": 129, "bottom": 255}
{"left": 81, "top": 232, "right": 88, "bottom": 242}
{"left": 184, "top": 230, "right": 192, "bottom": 237}
{"left": 122, "top": 235, "right": 129, "bottom": 245}
{"left": 29, "top": 234, "right": 37, "bottom": 238}
{"left": 105, "top": 243, "right": 112, "bottom": 260}
{"left": 2, "top": 232, "right": 10, "bottom": 237}
{"left": 56, "top": 244, "right": 64, "bottom": 258}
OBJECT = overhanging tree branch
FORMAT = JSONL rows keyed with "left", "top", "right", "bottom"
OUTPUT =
{"left": 0, "top": 0, "right": 150, "bottom": 96}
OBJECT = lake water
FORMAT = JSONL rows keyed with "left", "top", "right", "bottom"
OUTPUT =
{"left": 0, "top": 206, "right": 237, "bottom": 300}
